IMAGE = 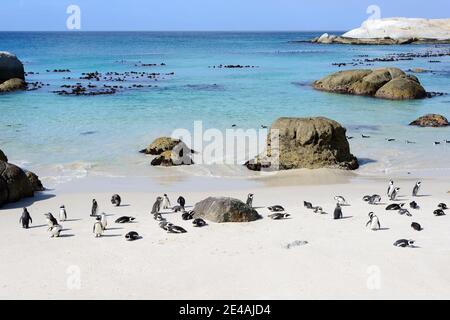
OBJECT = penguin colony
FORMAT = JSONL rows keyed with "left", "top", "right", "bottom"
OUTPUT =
{"left": 17, "top": 180, "right": 447, "bottom": 248}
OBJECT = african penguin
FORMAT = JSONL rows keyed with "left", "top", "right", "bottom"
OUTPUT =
{"left": 386, "top": 203, "right": 404, "bottom": 210}
{"left": 162, "top": 194, "right": 171, "bottom": 209}
{"left": 390, "top": 187, "right": 400, "bottom": 201}
{"left": 410, "top": 201, "right": 419, "bottom": 209}
{"left": 59, "top": 205, "right": 67, "bottom": 222}
{"left": 411, "top": 222, "right": 422, "bottom": 231}
{"left": 125, "top": 231, "right": 141, "bottom": 241}
{"left": 115, "top": 216, "right": 135, "bottom": 223}
{"left": 177, "top": 196, "right": 186, "bottom": 209}
{"left": 111, "top": 194, "right": 121, "bottom": 207}
{"left": 193, "top": 218, "right": 207, "bottom": 227}
{"left": 91, "top": 199, "right": 98, "bottom": 217}
{"left": 49, "top": 224, "right": 63, "bottom": 238}
{"left": 438, "top": 203, "right": 448, "bottom": 210}
{"left": 100, "top": 212, "right": 107, "bottom": 230}
{"left": 93, "top": 217, "right": 103, "bottom": 237}
{"left": 268, "top": 205, "right": 285, "bottom": 212}
{"left": 246, "top": 193, "right": 254, "bottom": 208}
{"left": 412, "top": 181, "right": 421, "bottom": 197}
{"left": 19, "top": 208, "right": 32, "bottom": 229}
{"left": 434, "top": 209, "right": 446, "bottom": 216}
{"left": 268, "top": 213, "right": 290, "bottom": 220}
{"left": 44, "top": 212, "right": 58, "bottom": 231}
{"left": 151, "top": 196, "right": 163, "bottom": 214}
{"left": 393, "top": 239, "right": 415, "bottom": 248}
{"left": 304, "top": 201, "right": 313, "bottom": 209}
{"left": 366, "top": 212, "right": 381, "bottom": 230}
{"left": 334, "top": 196, "right": 347, "bottom": 205}
{"left": 333, "top": 203, "right": 343, "bottom": 220}
{"left": 387, "top": 180, "right": 395, "bottom": 197}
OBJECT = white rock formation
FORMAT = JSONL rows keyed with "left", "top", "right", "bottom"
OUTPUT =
{"left": 342, "top": 18, "right": 450, "bottom": 40}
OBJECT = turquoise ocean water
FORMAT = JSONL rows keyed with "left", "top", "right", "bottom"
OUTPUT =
{"left": 0, "top": 32, "right": 449, "bottom": 186}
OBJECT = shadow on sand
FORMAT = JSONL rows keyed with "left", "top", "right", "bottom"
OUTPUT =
{"left": 0, "top": 192, "right": 56, "bottom": 210}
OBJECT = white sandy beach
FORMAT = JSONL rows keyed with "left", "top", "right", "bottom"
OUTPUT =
{"left": 1, "top": 174, "right": 449, "bottom": 300}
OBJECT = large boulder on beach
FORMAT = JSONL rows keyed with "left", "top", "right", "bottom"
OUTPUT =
{"left": 25, "top": 171, "right": 45, "bottom": 192}
{"left": 409, "top": 114, "right": 449, "bottom": 127}
{"left": 193, "top": 197, "right": 261, "bottom": 223}
{"left": 0, "top": 161, "right": 34, "bottom": 206}
{"left": 313, "top": 68, "right": 427, "bottom": 100}
{"left": 246, "top": 117, "right": 358, "bottom": 171}
{"left": 0, "top": 150, "right": 7, "bottom": 162}
{"left": 0, "top": 78, "right": 26, "bottom": 93}
{"left": 0, "top": 52, "right": 25, "bottom": 84}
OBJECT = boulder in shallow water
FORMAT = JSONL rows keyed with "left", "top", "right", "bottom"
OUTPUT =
{"left": 374, "top": 76, "right": 427, "bottom": 100}
{"left": 246, "top": 117, "right": 358, "bottom": 171}
{"left": 0, "top": 52, "right": 25, "bottom": 84}
{"left": 0, "top": 78, "right": 26, "bottom": 92}
{"left": 313, "top": 68, "right": 427, "bottom": 100}
{"left": 25, "top": 171, "right": 45, "bottom": 192}
{"left": 409, "top": 114, "right": 449, "bottom": 127}
{"left": 140, "top": 137, "right": 183, "bottom": 155}
{"left": 193, "top": 197, "right": 261, "bottom": 223}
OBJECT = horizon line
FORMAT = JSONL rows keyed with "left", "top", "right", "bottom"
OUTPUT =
{"left": 0, "top": 30, "right": 345, "bottom": 33}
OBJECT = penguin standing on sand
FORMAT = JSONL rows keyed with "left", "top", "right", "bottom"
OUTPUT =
{"left": 59, "top": 205, "right": 67, "bottom": 222}
{"left": 49, "top": 224, "right": 63, "bottom": 238}
{"left": 412, "top": 181, "right": 421, "bottom": 197}
{"left": 100, "top": 212, "right": 107, "bottom": 230}
{"left": 151, "top": 197, "right": 163, "bottom": 214}
{"left": 177, "top": 196, "right": 186, "bottom": 210}
{"left": 333, "top": 203, "right": 343, "bottom": 220}
{"left": 366, "top": 212, "right": 381, "bottom": 230}
{"left": 387, "top": 180, "right": 395, "bottom": 198}
{"left": 93, "top": 216, "right": 103, "bottom": 237}
{"left": 162, "top": 194, "right": 171, "bottom": 209}
{"left": 44, "top": 213, "right": 58, "bottom": 231}
{"left": 91, "top": 199, "right": 98, "bottom": 217}
{"left": 390, "top": 187, "right": 400, "bottom": 201}
{"left": 246, "top": 193, "right": 254, "bottom": 207}
{"left": 19, "top": 208, "right": 32, "bottom": 229}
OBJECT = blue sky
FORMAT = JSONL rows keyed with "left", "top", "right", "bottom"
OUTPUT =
{"left": 0, "top": 0, "right": 448, "bottom": 31}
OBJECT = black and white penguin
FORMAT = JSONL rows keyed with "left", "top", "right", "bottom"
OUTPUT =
{"left": 172, "top": 205, "right": 185, "bottom": 213}
{"left": 193, "top": 218, "right": 207, "bottom": 227}
{"left": 91, "top": 199, "right": 98, "bottom": 217}
{"left": 93, "top": 216, "right": 103, "bottom": 237}
{"left": 410, "top": 201, "right": 419, "bottom": 209}
{"left": 412, "top": 181, "right": 421, "bottom": 197}
{"left": 151, "top": 196, "right": 163, "bottom": 214}
{"left": 387, "top": 180, "right": 395, "bottom": 197}
{"left": 333, "top": 203, "right": 343, "bottom": 220}
{"left": 398, "top": 208, "right": 412, "bottom": 216}
{"left": 182, "top": 211, "right": 194, "bottom": 220}
{"left": 159, "top": 221, "right": 187, "bottom": 233}
{"left": 111, "top": 194, "right": 121, "bottom": 207}
{"left": 304, "top": 201, "right": 313, "bottom": 209}
{"left": 368, "top": 195, "right": 381, "bottom": 205}
{"left": 49, "top": 224, "right": 62, "bottom": 238}
{"left": 313, "top": 206, "right": 323, "bottom": 214}
{"left": 334, "top": 196, "right": 347, "bottom": 205}
{"left": 363, "top": 195, "right": 371, "bottom": 202}
{"left": 177, "top": 196, "right": 186, "bottom": 209}
{"left": 390, "top": 187, "right": 400, "bottom": 201}
{"left": 268, "top": 205, "right": 285, "bottom": 212}
{"left": 19, "top": 208, "right": 32, "bottom": 229}
{"left": 100, "top": 212, "right": 107, "bottom": 230}
{"left": 162, "top": 194, "right": 171, "bottom": 209}
{"left": 59, "top": 205, "right": 67, "bottom": 222}
{"left": 438, "top": 203, "right": 448, "bottom": 210}
{"left": 115, "top": 216, "right": 135, "bottom": 223}
{"left": 411, "top": 222, "right": 422, "bottom": 231}
{"left": 125, "top": 231, "right": 141, "bottom": 241}
{"left": 434, "top": 209, "right": 446, "bottom": 216}
{"left": 268, "top": 213, "right": 290, "bottom": 220}
{"left": 393, "top": 239, "right": 415, "bottom": 248}
{"left": 386, "top": 203, "right": 404, "bottom": 210}
{"left": 246, "top": 193, "right": 254, "bottom": 208}
{"left": 44, "top": 212, "right": 58, "bottom": 231}
{"left": 366, "top": 212, "right": 380, "bottom": 230}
